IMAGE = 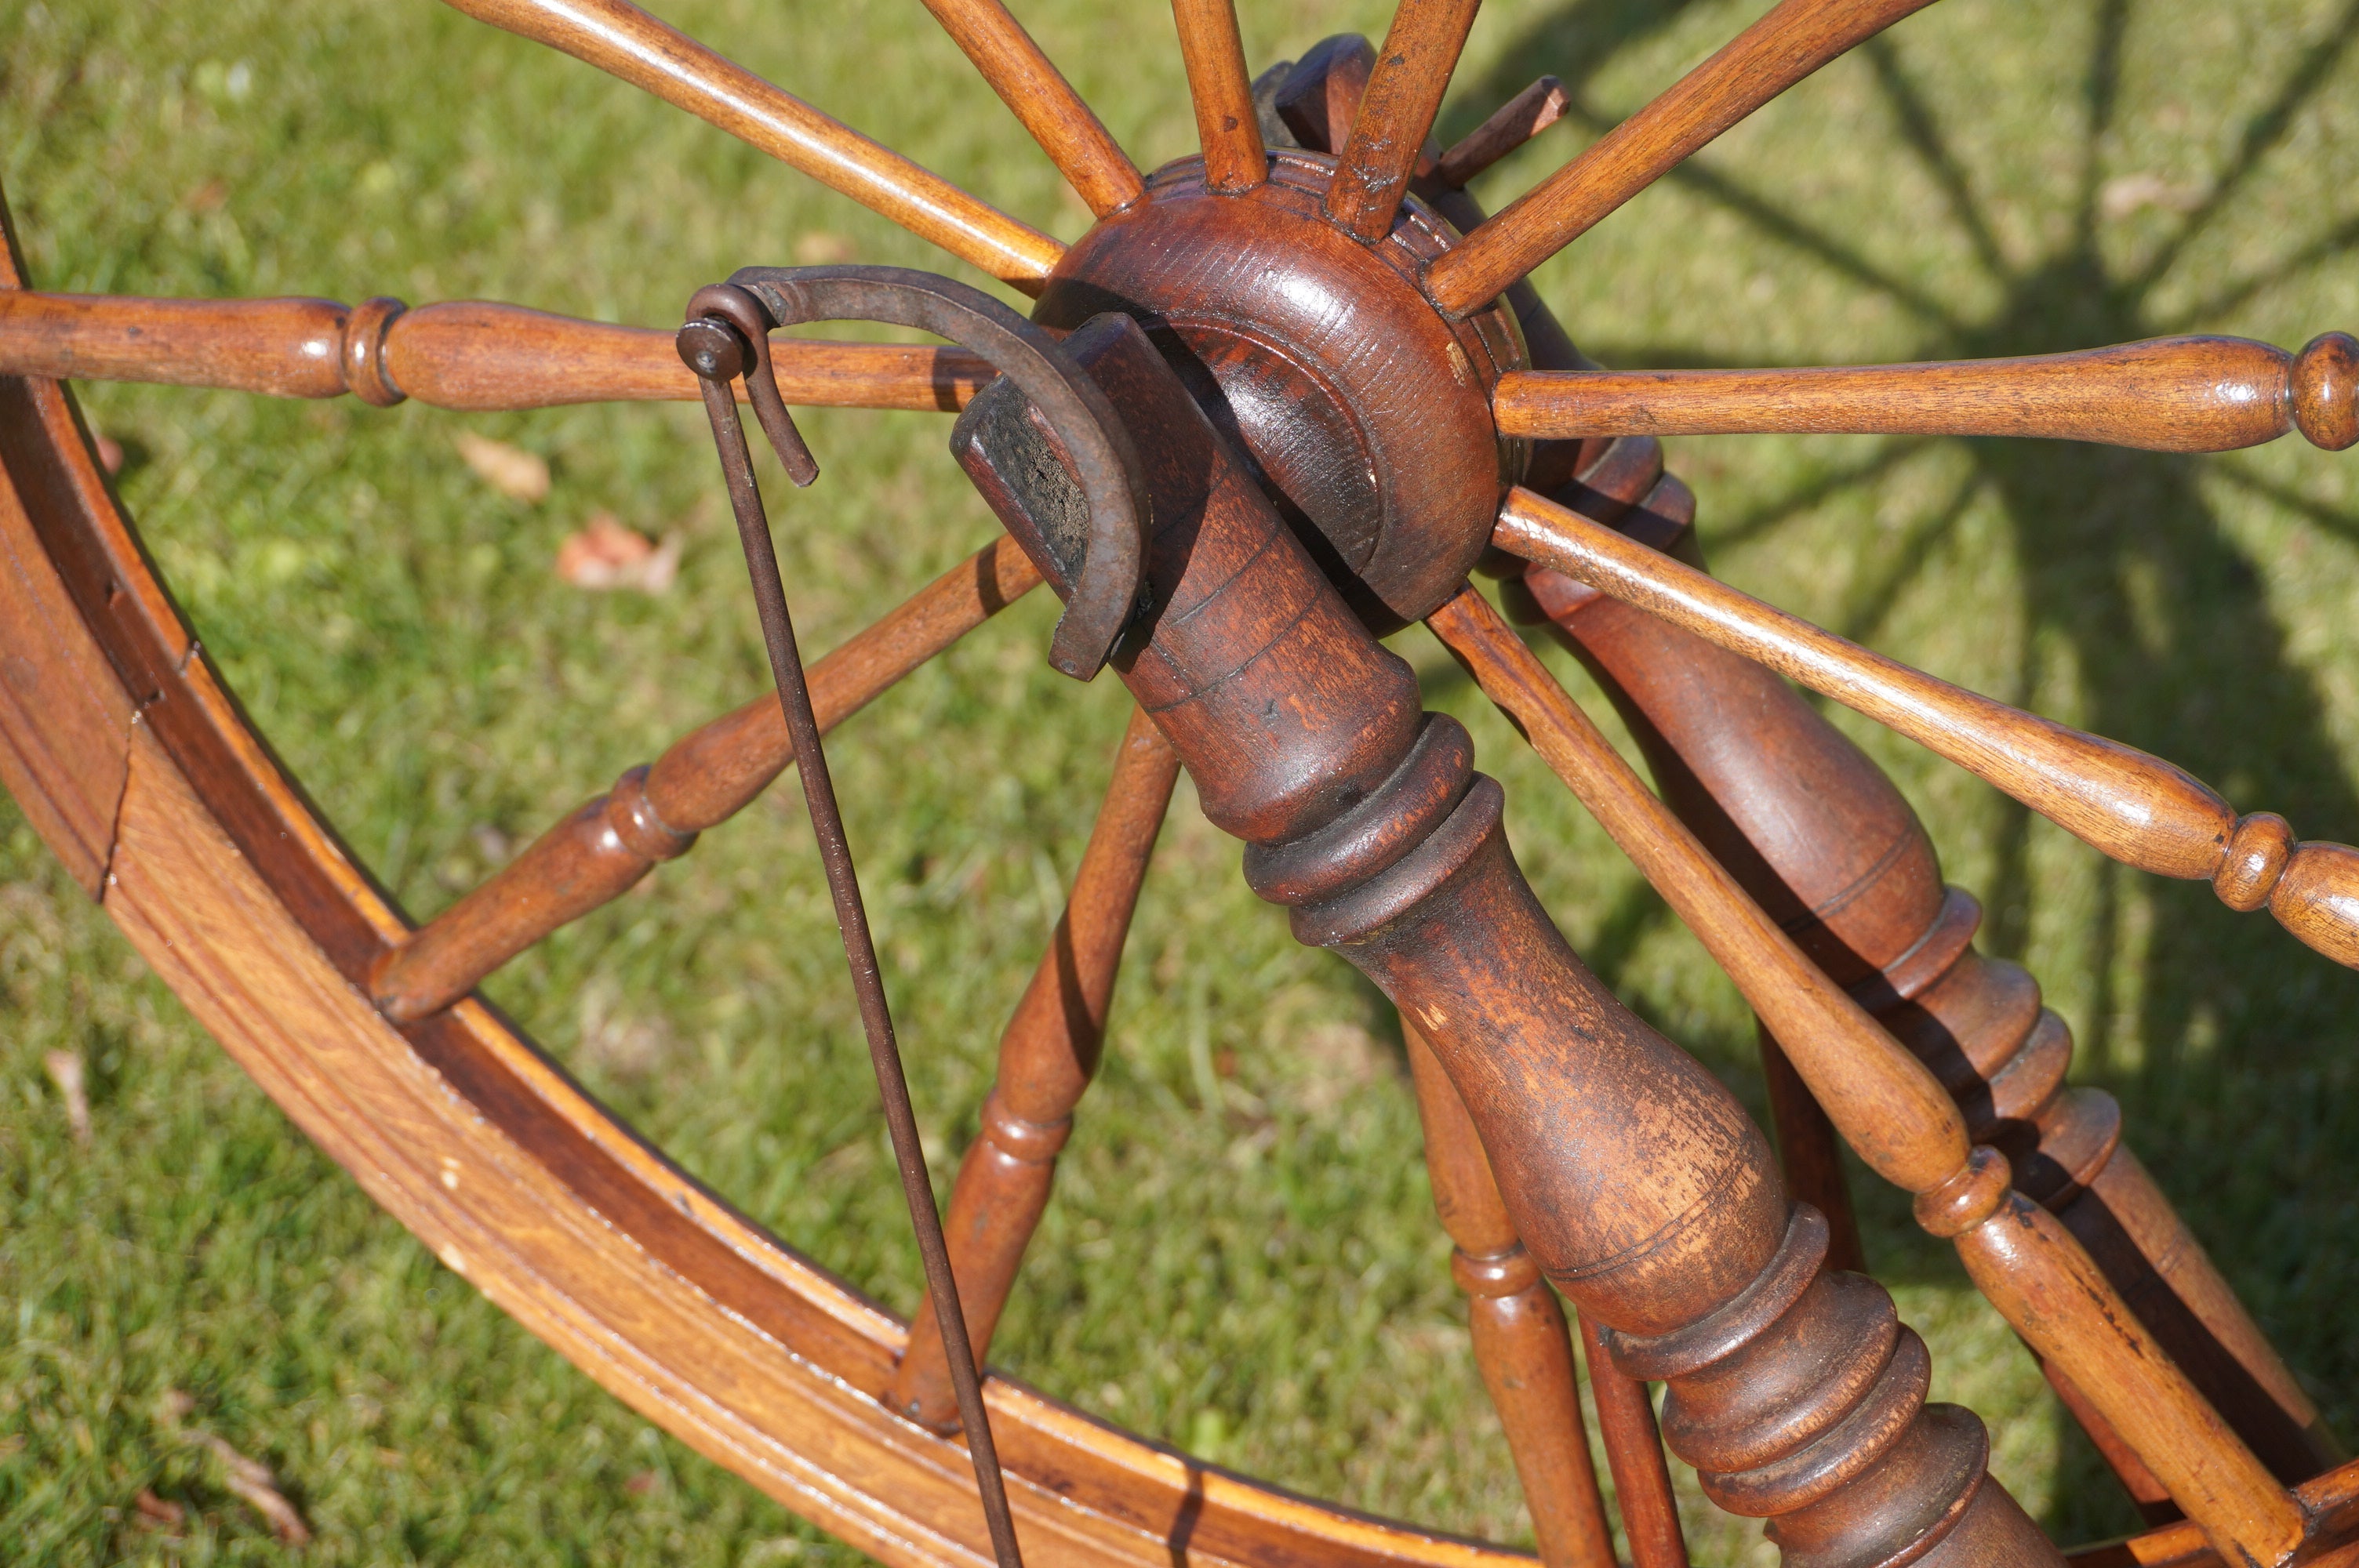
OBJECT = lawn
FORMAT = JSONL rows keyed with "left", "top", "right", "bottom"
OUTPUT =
{"left": 2, "top": 0, "right": 2356, "bottom": 1563}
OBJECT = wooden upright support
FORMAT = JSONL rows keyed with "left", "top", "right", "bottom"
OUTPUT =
{"left": 1404, "top": 1018, "right": 1618, "bottom": 1568}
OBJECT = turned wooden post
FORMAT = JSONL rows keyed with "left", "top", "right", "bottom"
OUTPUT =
{"left": 1498, "top": 436, "right": 2338, "bottom": 1490}
{"left": 1403, "top": 1016, "right": 1619, "bottom": 1568}
{"left": 890, "top": 706, "right": 1179, "bottom": 1428}
{"left": 956, "top": 313, "right": 2064, "bottom": 1568}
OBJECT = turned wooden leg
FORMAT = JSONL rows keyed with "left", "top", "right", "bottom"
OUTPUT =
{"left": 1505, "top": 434, "right": 2336, "bottom": 1488}
{"left": 890, "top": 706, "right": 1179, "bottom": 1428}
{"left": 1405, "top": 1018, "right": 1618, "bottom": 1568}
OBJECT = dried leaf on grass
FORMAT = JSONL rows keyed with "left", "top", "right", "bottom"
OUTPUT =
{"left": 94, "top": 434, "right": 125, "bottom": 475}
{"left": 456, "top": 431, "right": 551, "bottom": 503}
{"left": 42, "top": 1049, "right": 89, "bottom": 1144}
{"left": 155, "top": 1388, "right": 313, "bottom": 1547}
{"left": 554, "top": 512, "right": 678, "bottom": 593}
{"left": 133, "top": 1489, "right": 186, "bottom": 1530}
{"left": 793, "top": 231, "right": 855, "bottom": 264}
{"left": 2099, "top": 172, "right": 2205, "bottom": 220}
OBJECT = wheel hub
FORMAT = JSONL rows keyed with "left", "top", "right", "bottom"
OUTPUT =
{"left": 1034, "top": 151, "right": 1528, "bottom": 631}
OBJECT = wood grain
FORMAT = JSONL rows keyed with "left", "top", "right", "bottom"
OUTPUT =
{"left": 1492, "top": 335, "right": 2354, "bottom": 453}
{"left": 438, "top": 0, "right": 1063, "bottom": 288}
{"left": 1427, "top": 584, "right": 2305, "bottom": 1566}
{"left": 1427, "top": 0, "right": 1937, "bottom": 314}
{"left": 1403, "top": 1018, "right": 1618, "bottom": 1568}
{"left": 370, "top": 539, "right": 1042, "bottom": 1022}
{"left": 1325, "top": 0, "right": 1482, "bottom": 241}
{"left": 0, "top": 292, "right": 994, "bottom": 411}
{"left": 919, "top": 0, "right": 1145, "bottom": 218}
{"left": 892, "top": 709, "right": 1178, "bottom": 1430}
{"left": 1573, "top": 1311, "right": 1690, "bottom": 1568}
{"left": 1170, "top": 0, "right": 1267, "bottom": 192}
{"left": 1496, "top": 486, "right": 2359, "bottom": 970}
{"left": 1432, "top": 77, "right": 1569, "bottom": 191}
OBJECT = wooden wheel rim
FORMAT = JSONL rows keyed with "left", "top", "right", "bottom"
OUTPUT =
{"left": 0, "top": 227, "right": 1521, "bottom": 1568}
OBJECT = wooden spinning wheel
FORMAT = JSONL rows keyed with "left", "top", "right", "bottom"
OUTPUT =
{"left": 1, "top": 2, "right": 2354, "bottom": 1566}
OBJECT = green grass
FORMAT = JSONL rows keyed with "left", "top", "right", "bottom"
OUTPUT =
{"left": 2, "top": 0, "right": 2356, "bottom": 1561}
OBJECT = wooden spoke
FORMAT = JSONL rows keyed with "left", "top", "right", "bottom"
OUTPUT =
{"left": 1495, "top": 487, "right": 2359, "bottom": 971}
{"left": 918, "top": 0, "right": 1145, "bottom": 219}
{"left": 1430, "top": 76, "right": 1569, "bottom": 191}
{"left": 440, "top": 0, "right": 1063, "bottom": 289}
{"left": 1492, "top": 332, "right": 2359, "bottom": 453}
{"left": 1573, "top": 1311, "right": 1691, "bottom": 1568}
{"left": 1425, "top": 0, "right": 1939, "bottom": 315}
{"left": 0, "top": 291, "right": 994, "bottom": 412}
{"left": 1510, "top": 445, "right": 2338, "bottom": 1483}
{"left": 1169, "top": 0, "right": 1266, "bottom": 193}
{"left": 890, "top": 707, "right": 1179, "bottom": 1431}
{"left": 1426, "top": 583, "right": 2306, "bottom": 1567}
{"left": 1325, "top": 0, "right": 1483, "bottom": 241}
{"left": 1403, "top": 1016, "right": 1618, "bottom": 1568}
{"left": 369, "top": 539, "right": 1042, "bottom": 1022}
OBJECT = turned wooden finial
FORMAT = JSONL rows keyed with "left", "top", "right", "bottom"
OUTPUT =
{"left": 2290, "top": 331, "right": 2359, "bottom": 451}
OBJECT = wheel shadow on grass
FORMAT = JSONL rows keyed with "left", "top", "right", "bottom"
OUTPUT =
{"left": 1436, "top": 0, "right": 2359, "bottom": 1547}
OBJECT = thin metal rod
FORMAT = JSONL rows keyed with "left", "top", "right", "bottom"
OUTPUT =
{"left": 697, "top": 372, "right": 1027, "bottom": 1568}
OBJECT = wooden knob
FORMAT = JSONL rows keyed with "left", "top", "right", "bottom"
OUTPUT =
{"left": 2290, "top": 332, "right": 2359, "bottom": 450}
{"left": 340, "top": 296, "right": 409, "bottom": 406}
{"left": 2212, "top": 812, "right": 2295, "bottom": 911}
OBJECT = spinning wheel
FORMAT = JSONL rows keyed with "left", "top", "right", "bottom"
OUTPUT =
{"left": 1, "top": 2, "right": 2354, "bottom": 1566}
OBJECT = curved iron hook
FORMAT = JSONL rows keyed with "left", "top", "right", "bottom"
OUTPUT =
{"left": 685, "top": 265, "right": 1150, "bottom": 680}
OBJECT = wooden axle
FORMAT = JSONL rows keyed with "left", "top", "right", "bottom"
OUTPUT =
{"left": 1496, "top": 488, "right": 2359, "bottom": 970}
{"left": 1492, "top": 332, "right": 2359, "bottom": 452}
{"left": 0, "top": 291, "right": 992, "bottom": 412}
{"left": 958, "top": 307, "right": 2063, "bottom": 1568}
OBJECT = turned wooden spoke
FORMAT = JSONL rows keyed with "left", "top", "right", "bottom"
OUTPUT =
{"left": 369, "top": 539, "right": 1042, "bottom": 1022}
{"left": 919, "top": 0, "right": 1145, "bottom": 218}
{"left": 1427, "top": 583, "right": 2306, "bottom": 1566}
{"left": 1496, "top": 488, "right": 2359, "bottom": 971}
{"left": 1508, "top": 444, "right": 2336, "bottom": 1486}
{"left": 1402, "top": 1016, "right": 1618, "bottom": 1568}
{"left": 0, "top": 291, "right": 994, "bottom": 412}
{"left": 1573, "top": 1311, "right": 1691, "bottom": 1568}
{"left": 439, "top": 0, "right": 1063, "bottom": 288}
{"left": 1325, "top": 0, "right": 1483, "bottom": 241}
{"left": 1492, "top": 332, "right": 2359, "bottom": 453}
{"left": 1170, "top": 0, "right": 1267, "bottom": 193}
{"left": 890, "top": 708, "right": 1179, "bottom": 1431}
{"left": 1426, "top": 0, "right": 1939, "bottom": 314}
{"left": 1431, "top": 76, "right": 1569, "bottom": 191}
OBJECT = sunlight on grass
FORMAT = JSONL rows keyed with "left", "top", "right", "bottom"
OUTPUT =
{"left": 2, "top": 0, "right": 2354, "bottom": 1561}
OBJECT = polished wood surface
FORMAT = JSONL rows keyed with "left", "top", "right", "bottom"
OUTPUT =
{"left": 965, "top": 307, "right": 2063, "bottom": 1568}
{"left": 920, "top": 0, "right": 1145, "bottom": 219}
{"left": 892, "top": 708, "right": 1179, "bottom": 1430}
{"left": 1403, "top": 1019, "right": 1618, "bottom": 1568}
{"left": 1492, "top": 333, "right": 2359, "bottom": 453}
{"left": 1504, "top": 441, "right": 2334, "bottom": 1484}
{"left": 1425, "top": 584, "right": 2303, "bottom": 1566}
{"left": 370, "top": 540, "right": 1041, "bottom": 1022}
{"left": 1574, "top": 1311, "right": 1692, "bottom": 1568}
{"left": 0, "top": 291, "right": 994, "bottom": 411}
{"left": 0, "top": 198, "right": 1542, "bottom": 1568}
{"left": 439, "top": 0, "right": 1063, "bottom": 287}
{"left": 1038, "top": 151, "right": 1523, "bottom": 630}
{"left": 1496, "top": 487, "right": 2359, "bottom": 970}
{"left": 1170, "top": 0, "right": 1267, "bottom": 193}
{"left": 1324, "top": 0, "right": 1482, "bottom": 241}
{"left": 1427, "top": 0, "right": 1938, "bottom": 314}
{"left": 1431, "top": 77, "right": 1569, "bottom": 191}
